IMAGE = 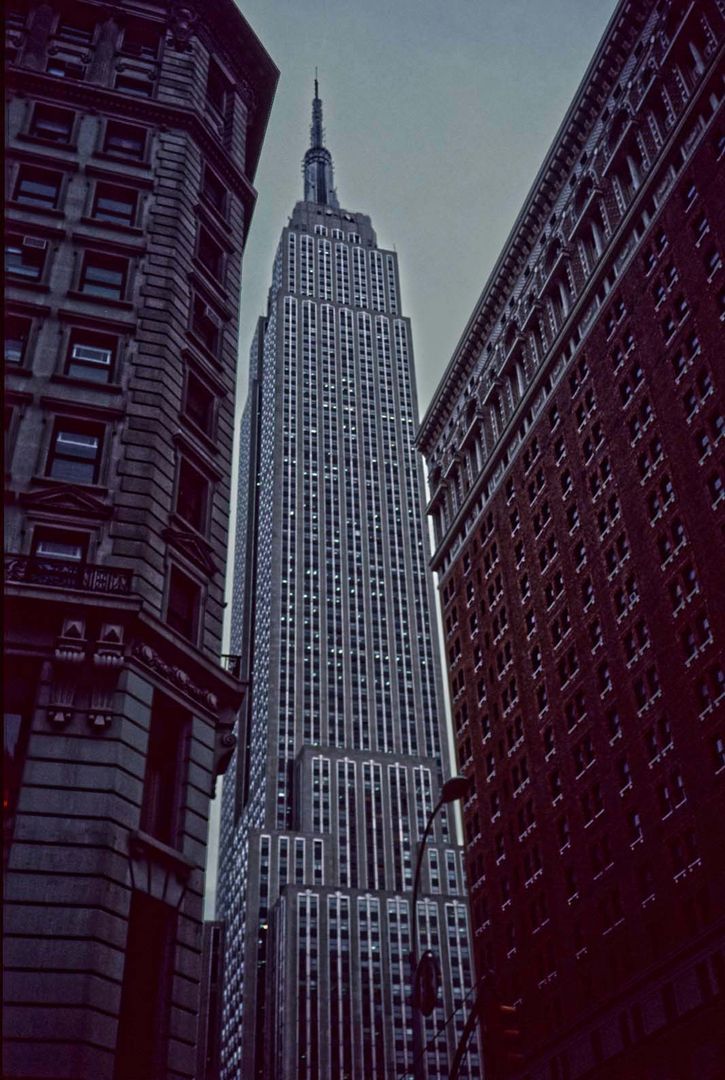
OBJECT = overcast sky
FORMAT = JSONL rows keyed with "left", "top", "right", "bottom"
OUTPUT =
{"left": 206, "top": 0, "right": 620, "bottom": 916}
{"left": 233, "top": 0, "right": 619, "bottom": 415}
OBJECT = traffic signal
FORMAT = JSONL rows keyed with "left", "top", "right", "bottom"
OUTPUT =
{"left": 413, "top": 949, "right": 441, "bottom": 1016}
{"left": 485, "top": 1000, "right": 525, "bottom": 1077}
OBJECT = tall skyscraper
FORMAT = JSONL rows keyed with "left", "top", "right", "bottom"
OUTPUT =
{"left": 4, "top": 2, "right": 276, "bottom": 1077}
{"left": 418, "top": 1, "right": 725, "bottom": 1077}
{"left": 218, "top": 85, "right": 480, "bottom": 1080}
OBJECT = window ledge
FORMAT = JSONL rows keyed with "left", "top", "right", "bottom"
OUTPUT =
{"left": 129, "top": 829, "right": 195, "bottom": 876}
{"left": 180, "top": 414, "right": 220, "bottom": 456}
{"left": 79, "top": 215, "right": 144, "bottom": 238}
{"left": 15, "top": 133, "right": 79, "bottom": 153}
{"left": 66, "top": 289, "right": 134, "bottom": 311}
{"left": 93, "top": 150, "right": 150, "bottom": 170}
{"left": 6, "top": 278, "right": 51, "bottom": 294}
{"left": 6, "top": 199, "right": 66, "bottom": 220}
{"left": 50, "top": 373, "right": 123, "bottom": 394}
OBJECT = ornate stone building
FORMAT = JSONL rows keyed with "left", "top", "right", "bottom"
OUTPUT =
{"left": 3, "top": 3, "right": 276, "bottom": 1077}
{"left": 418, "top": 1, "right": 725, "bottom": 1077}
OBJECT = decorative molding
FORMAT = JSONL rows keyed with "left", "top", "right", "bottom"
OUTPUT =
{"left": 131, "top": 639, "right": 220, "bottom": 712}
{"left": 163, "top": 523, "right": 218, "bottom": 576}
{"left": 20, "top": 484, "right": 113, "bottom": 519}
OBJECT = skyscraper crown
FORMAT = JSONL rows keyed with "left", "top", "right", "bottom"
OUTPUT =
{"left": 302, "top": 76, "right": 339, "bottom": 207}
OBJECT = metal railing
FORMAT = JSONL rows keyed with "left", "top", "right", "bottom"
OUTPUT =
{"left": 5, "top": 554, "right": 133, "bottom": 595}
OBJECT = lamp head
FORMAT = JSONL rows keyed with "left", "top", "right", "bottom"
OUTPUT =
{"left": 440, "top": 774, "right": 472, "bottom": 803}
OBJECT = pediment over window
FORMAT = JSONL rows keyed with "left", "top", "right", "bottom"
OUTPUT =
{"left": 163, "top": 524, "right": 217, "bottom": 577}
{"left": 20, "top": 484, "right": 112, "bottom": 519}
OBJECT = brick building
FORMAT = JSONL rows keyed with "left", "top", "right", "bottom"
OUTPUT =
{"left": 4, "top": 3, "right": 276, "bottom": 1077}
{"left": 417, "top": 1, "right": 725, "bottom": 1077}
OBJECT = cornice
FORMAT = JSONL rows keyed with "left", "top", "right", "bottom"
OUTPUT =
{"left": 418, "top": 0, "right": 650, "bottom": 451}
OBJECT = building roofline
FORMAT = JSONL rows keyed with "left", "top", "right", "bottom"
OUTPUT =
{"left": 417, "top": 0, "right": 639, "bottom": 450}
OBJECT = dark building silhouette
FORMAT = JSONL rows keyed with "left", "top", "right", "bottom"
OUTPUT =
{"left": 3, "top": 2, "right": 276, "bottom": 1077}
{"left": 418, "top": 1, "right": 725, "bottom": 1077}
{"left": 197, "top": 921, "right": 226, "bottom": 1080}
{"left": 217, "top": 84, "right": 481, "bottom": 1080}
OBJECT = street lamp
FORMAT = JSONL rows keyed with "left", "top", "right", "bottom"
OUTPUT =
{"left": 409, "top": 773, "right": 472, "bottom": 1079}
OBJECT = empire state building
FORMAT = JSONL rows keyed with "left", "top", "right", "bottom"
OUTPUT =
{"left": 217, "top": 83, "right": 480, "bottom": 1080}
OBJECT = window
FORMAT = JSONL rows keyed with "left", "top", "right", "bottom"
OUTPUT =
{"left": 166, "top": 565, "right": 201, "bottom": 641}
{"left": 32, "top": 527, "right": 88, "bottom": 562}
{"left": 92, "top": 183, "right": 137, "bottom": 226}
{"left": 114, "top": 71, "right": 153, "bottom": 97}
{"left": 46, "top": 54, "right": 86, "bottom": 80}
{"left": 141, "top": 691, "right": 189, "bottom": 846}
{"left": 55, "top": 14, "right": 95, "bottom": 45}
{"left": 202, "top": 168, "right": 227, "bottom": 215}
{"left": 79, "top": 253, "right": 128, "bottom": 299}
{"left": 29, "top": 104, "right": 74, "bottom": 143}
{"left": 104, "top": 121, "right": 146, "bottom": 160}
{"left": 184, "top": 371, "right": 216, "bottom": 435}
{"left": 13, "top": 166, "right": 62, "bottom": 208}
{"left": 115, "top": 891, "right": 176, "bottom": 1080}
{"left": 6, "top": 236, "right": 47, "bottom": 281}
{"left": 206, "top": 60, "right": 228, "bottom": 114}
{"left": 65, "top": 329, "right": 116, "bottom": 382}
{"left": 4, "top": 660, "right": 40, "bottom": 867}
{"left": 191, "top": 296, "right": 221, "bottom": 355}
{"left": 5, "top": 315, "right": 31, "bottom": 366}
{"left": 47, "top": 421, "right": 103, "bottom": 484}
{"left": 121, "top": 22, "right": 161, "bottom": 59}
{"left": 176, "top": 458, "right": 209, "bottom": 533}
{"left": 198, "top": 227, "right": 224, "bottom": 281}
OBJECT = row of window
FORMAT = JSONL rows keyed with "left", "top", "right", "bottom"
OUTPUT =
{"left": 7, "top": 239, "right": 227, "bottom": 363}
{"left": 10, "top": 9, "right": 236, "bottom": 123}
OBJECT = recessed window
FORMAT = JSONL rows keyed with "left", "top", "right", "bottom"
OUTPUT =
{"left": 166, "top": 565, "right": 201, "bottom": 641}
{"left": 114, "top": 71, "right": 153, "bottom": 97}
{"left": 5, "top": 236, "right": 47, "bottom": 281}
{"left": 14, "top": 166, "right": 62, "bottom": 208}
{"left": 206, "top": 60, "right": 228, "bottom": 114}
{"left": 141, "top": 692, "right": 189, "bottom": 846}
{"left": 184, "top": 371, "right": 216, "bottom": 435}
{"left": 46, "top": 54, "right": 86, "bottom": 80}
{"left": 176, "top": 458, "right": 209, "bottom": 533}
{"left": 5, "top": 315, "right": 31, "bottom": 365}
{"left": 92, "top": 183, "right": 137, "bottom": 226}
{"left": 198, "top": 227, "right": 224, "bottom": 281}
{"left": 56, "top": 14, "right": 95, "bottom": 45}
{"left": 32, "top": 528, "right": 88, "bottom": 562}
{"left": 122, "top": 23, "right": 161, "bottom": 59}
{"left": 104, "top": 121, "right": 146, "bottom": 160}
{"left": 29, "top": 104, "right": 75, "bottom": 143}
{"left": 191, "top": 296, "right": 221, "bottom": 355}
{"left": 66, "top": 329, "right": 117, "bottom": 382}
{"left": 202, "top": 167, "right": 227, "bottom": 215}
{"left": 79, "top": 253, "right": 128, "bottom": 299}
{"left": 47, "top": 421, "right": 104, "bottom": 484}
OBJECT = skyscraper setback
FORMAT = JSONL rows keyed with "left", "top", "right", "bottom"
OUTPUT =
{"left": 217, "top": 86, "right": 480, "bottom": 1079}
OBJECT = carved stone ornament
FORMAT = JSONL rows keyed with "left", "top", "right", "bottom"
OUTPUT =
{"left": 132, "top": 641, "right": 219, "bottom": 712}
{"left": 167, "top": 3, "right": 198, "bottom": 52}
{"left": 20, "top": 485, "right": 112, "bottom": 519}
{"left": 212, "top": 729, "right": 237, "bottom": 794}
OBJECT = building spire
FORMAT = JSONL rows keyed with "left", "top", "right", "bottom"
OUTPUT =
{"left": 303, "top": 74, "right": 339, "bottom": 207}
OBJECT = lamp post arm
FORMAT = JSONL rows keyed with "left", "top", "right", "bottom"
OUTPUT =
{"left": 449, "top": 987, "right": 488, "bottom": 1080}
{"left": 411, "top": 793, "right": 445, "bottom": 963}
